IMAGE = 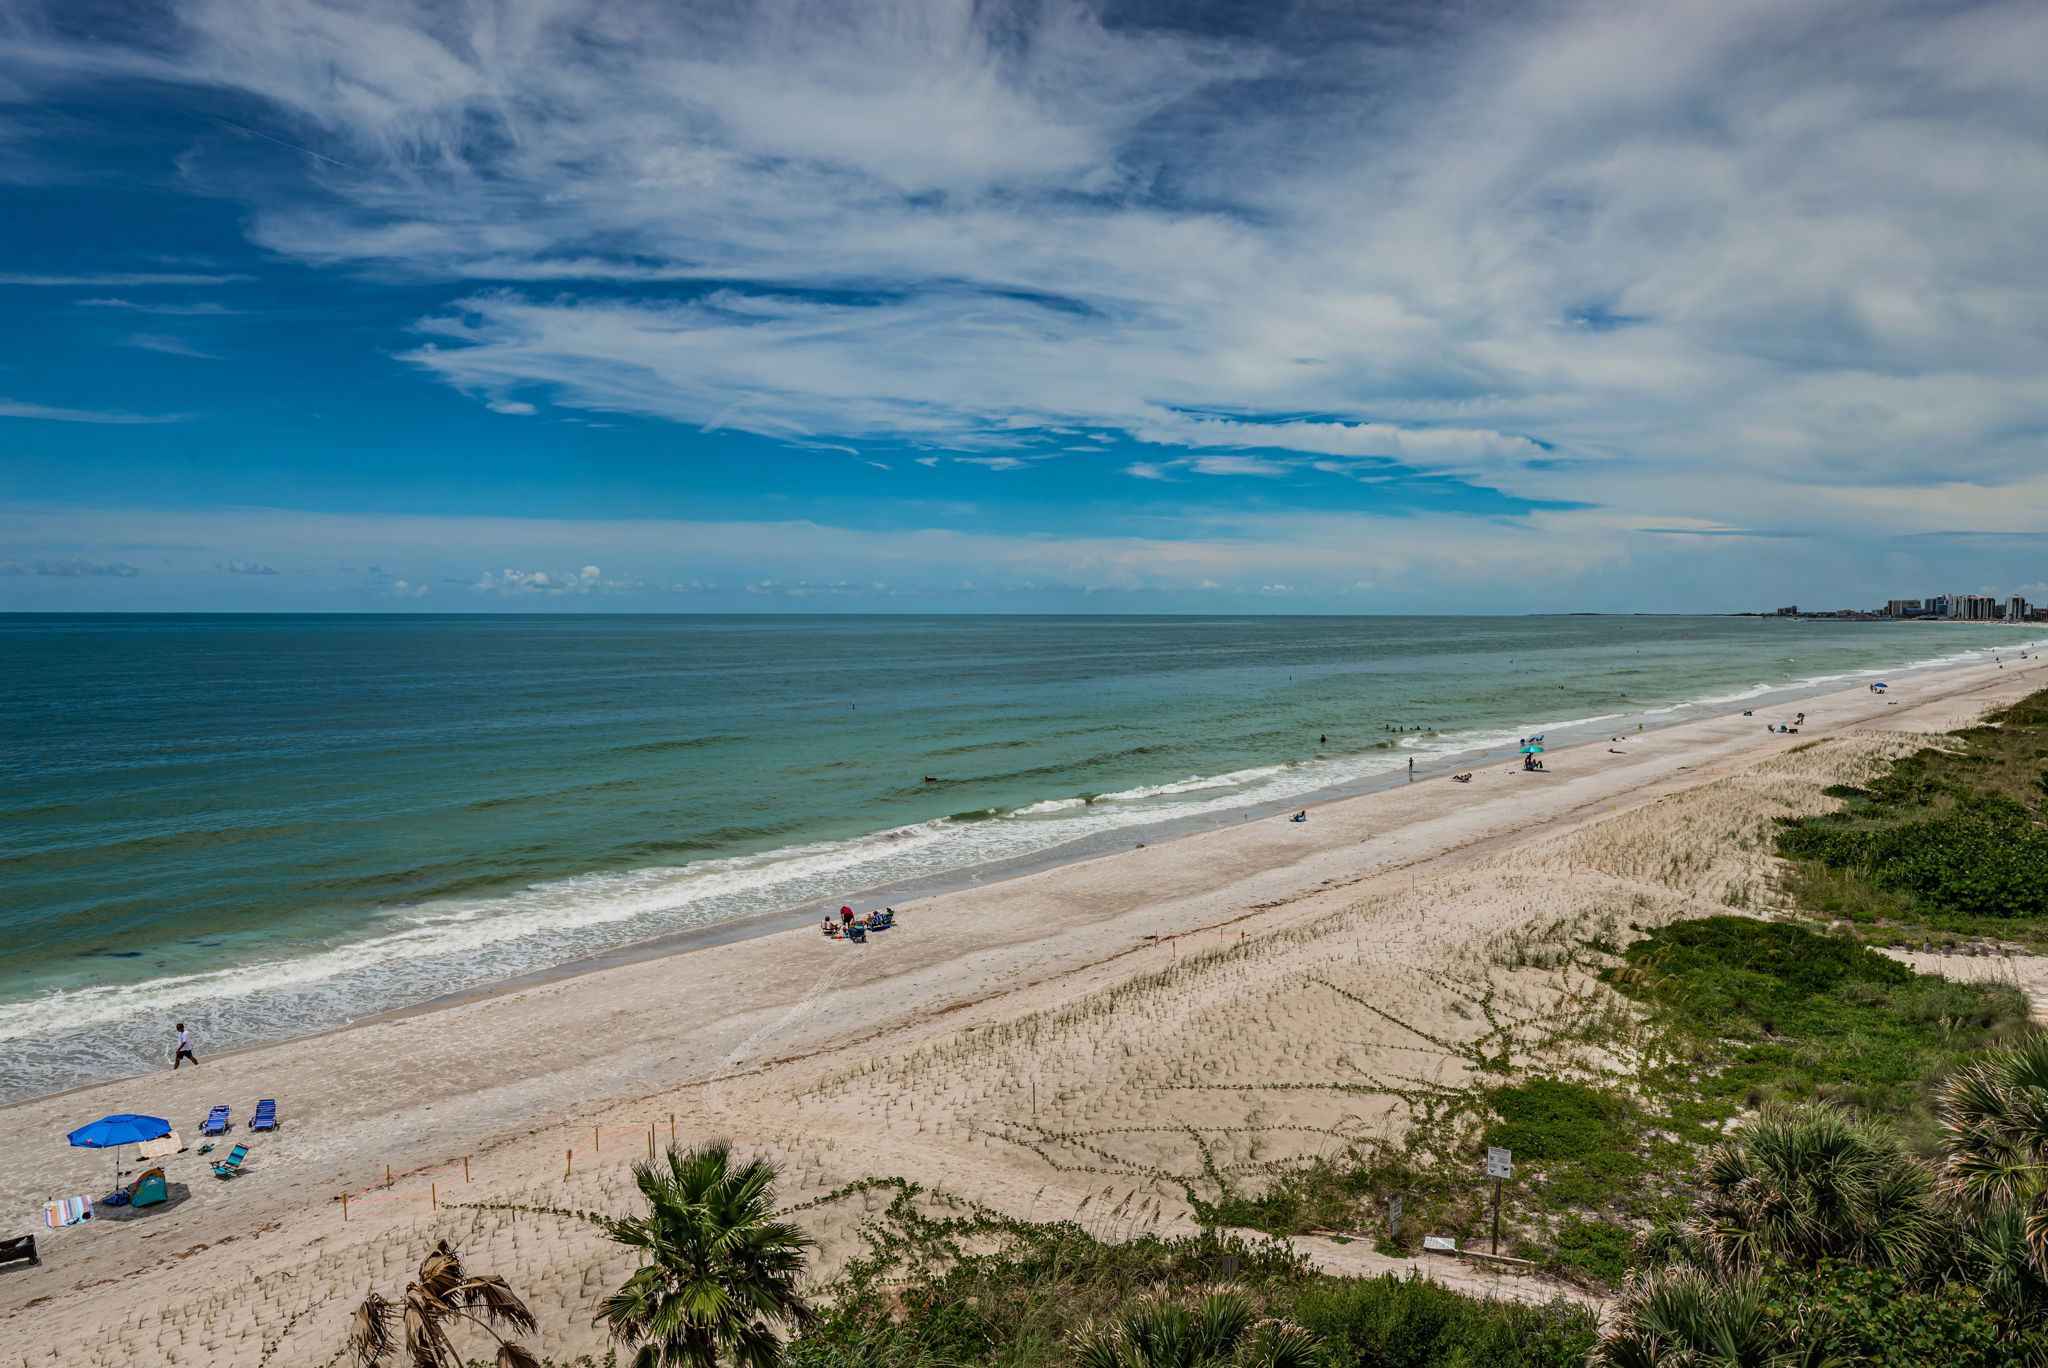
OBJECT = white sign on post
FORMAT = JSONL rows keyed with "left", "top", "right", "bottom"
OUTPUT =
{"left": 1486, "top": 1146, "right": 1513, "bottom": 1179}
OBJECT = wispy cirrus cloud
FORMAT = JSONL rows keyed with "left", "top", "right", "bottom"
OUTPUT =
{"left": 0, "top": 397, "right": 191, "bottom": 424}
{"left": 122, "top": 333, "right": 219, "bottom": 359}
{"left": 79, "top": 298, "right": 237, "bottom": 315}
{"left": 0, "top": 272, "right": 250, "bottom": 286}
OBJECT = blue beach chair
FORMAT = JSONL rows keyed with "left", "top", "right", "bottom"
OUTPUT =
{"left": 211, "top": 1145, "right": 248, "bottom": 1179}
{"left": 249, "top": 1099, "right": 278, "bottom": 1132}
{"left": 199, "top": 1106, "right": 230, "bottom": 1136}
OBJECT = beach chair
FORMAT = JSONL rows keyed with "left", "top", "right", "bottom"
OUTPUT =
{"left": 211, "top": 1145, "right": 248, "bottom": 1179}
{"left": 0, "top": 1235, "right": 36, "bottom": 1268}
{"left": 199, "top": 1105, "right": 230, "bottom": 1136}
{"left": 249, "top": 1099, "right": 278, "bottom": 1132}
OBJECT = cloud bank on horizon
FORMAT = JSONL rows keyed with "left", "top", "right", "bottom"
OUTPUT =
{"left": 2, "top": 0, "right": 2047, "bottom": 611}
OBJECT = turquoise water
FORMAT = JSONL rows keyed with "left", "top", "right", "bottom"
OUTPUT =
{"left": 1, "top": 613, "right": 2034, "bottom": 1100}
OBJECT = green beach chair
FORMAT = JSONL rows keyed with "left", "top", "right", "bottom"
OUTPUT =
{"left": 211, "top": 1145, "right": 248, "bottom": 1179}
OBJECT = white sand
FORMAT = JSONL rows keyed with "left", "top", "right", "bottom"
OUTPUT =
{"left": 3, "top": 653, "right": 2042, "bottom": 1365}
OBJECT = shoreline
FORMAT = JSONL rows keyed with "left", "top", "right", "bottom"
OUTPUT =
{"left": 7, "top": 632, "right": 2040, "bottom": 1110}
{"left": 4, "top": 652, "right": 2044, "bottom": 1358}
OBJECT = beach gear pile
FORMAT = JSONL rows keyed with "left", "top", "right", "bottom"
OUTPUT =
{"left": 823, "top": 907, "right": 897, "bottom": 944}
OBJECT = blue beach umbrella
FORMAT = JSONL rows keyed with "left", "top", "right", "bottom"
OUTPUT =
{"left": 68, "top": 1113, "right": 171, "bottom": 1188}
{"left": 1520, "top": 745, "right": 1545, "bottom": 754}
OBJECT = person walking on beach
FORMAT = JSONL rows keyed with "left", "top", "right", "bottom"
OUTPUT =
{"left": 171, "top": 1022, "right": 197, "bottom": 1070}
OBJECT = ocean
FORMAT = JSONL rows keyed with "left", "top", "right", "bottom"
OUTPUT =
{"left": 1, "top": 612, "right": 2034, "bottom": 1101}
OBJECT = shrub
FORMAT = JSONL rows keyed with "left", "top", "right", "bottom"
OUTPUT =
{"left": 1288, "top": 1273, "right": 1596, "bottom": 1368}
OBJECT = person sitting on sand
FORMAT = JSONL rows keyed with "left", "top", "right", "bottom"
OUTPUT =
{"left": 1290, "top": 810, "right": 1307, "bottom": 822}
{"left": 1451, "top": 772, "right": 1472, "bottom": 783}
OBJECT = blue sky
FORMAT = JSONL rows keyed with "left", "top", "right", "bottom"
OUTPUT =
{"left": 3, "top": 0, "right": 2048, "bottom": 613}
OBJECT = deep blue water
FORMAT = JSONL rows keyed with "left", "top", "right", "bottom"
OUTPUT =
{"left": 1, "top": 612, "right": 2033, "bottom": 1099}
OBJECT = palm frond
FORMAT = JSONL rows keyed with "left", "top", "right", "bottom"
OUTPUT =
{"left": 347, "top": 1291, "right": 395, "bottom": 1367}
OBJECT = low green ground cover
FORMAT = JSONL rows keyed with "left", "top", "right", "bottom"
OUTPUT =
{"left": 1611, "top": 915, "right": 2028, "bottom": 1149}
{"left": 1778, "top": 686, "right": 2048, "bottom": 937}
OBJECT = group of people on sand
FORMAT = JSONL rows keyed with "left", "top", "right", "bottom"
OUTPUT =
{"left": 821, "top": 905, "right": 896, "bottom": 944}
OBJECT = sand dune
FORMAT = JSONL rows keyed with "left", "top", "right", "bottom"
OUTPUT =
{"left": 3, "top": 654, "right": 2041, "bottom": 1365}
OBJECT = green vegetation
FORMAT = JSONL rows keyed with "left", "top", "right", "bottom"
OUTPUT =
{"left": 1611, "top": 915, "right": 2028, "bottom": 1147}
{"left": 1777, "top": 687, "right": 2048, "bottom": 938}
{"left": 1604, "top": 1104, "right": 2048, "bottom": 1367}
{"left": 594, "top": 1142, "right": 815, "bottom": 1368}
{"left": 784, "top": 1189, "right": 1596, "bottom": 1368}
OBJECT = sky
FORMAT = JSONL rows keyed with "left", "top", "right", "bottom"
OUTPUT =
{"left": 2, "top": 0, "right": 2047, "bottom": 614}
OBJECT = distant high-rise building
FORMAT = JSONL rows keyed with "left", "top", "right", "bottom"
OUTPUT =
{"left": 2007, "top": 595, "right": 2031, "bottom": 621}
{"left": 1886, "top": 599, "right": 1923, "bottom": 618}
{"left": 1775, "top": 605, "right": 1798, "bottom": 617}
{"left": 1925, "top": 594, "right": 1953, "bottom": 618}
{"left": 1957, "top": 595, "right": 1999, "bottom": 621}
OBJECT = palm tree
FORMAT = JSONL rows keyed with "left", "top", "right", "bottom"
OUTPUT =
{"left": 1691, "top": 1106, "right": 1942, "bottom": 1273}
{"left": 1070, "top": 1289, "right": 1319, "bottom": 1368}
{"left": 595, "top": 1141, "right": 814, "bottom": 1368}
{"left": 1943, "top": 1032, "right": 2048, "bottom": 1271}
{"left": 348, "top": 1240, "right": 539, "bottom": 1368}
{"left": 1593, "top": 1265, "right": 1846, "bottom": 1368}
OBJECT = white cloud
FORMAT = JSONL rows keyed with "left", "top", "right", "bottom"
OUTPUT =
{"left": 217, "top": 558, "right": 278, "bottom": 575}
{"left": 469, "top": 563, "right": 646, "bottom": 595}
{"left": 7, "top": 0, "right": 2048, "bottom": 544}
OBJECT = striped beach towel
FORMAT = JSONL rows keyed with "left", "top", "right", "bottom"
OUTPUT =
{"left": 43, "top": 1196, "right": 92, "bottom": 1227}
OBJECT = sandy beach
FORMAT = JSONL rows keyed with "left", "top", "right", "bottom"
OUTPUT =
{"left": 5, "top": 652, "right": 2044, "bottom": 1366}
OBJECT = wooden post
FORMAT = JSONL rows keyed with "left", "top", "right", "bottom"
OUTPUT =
{"left": 385, "top": 1164, "right": 392, "bottom": 1190}
{"left": 669, "top": 1114, "right": 676, "bottom": 1146}
{"left": 341, "top": 1193, "right": 350, "bottom": 1221}
{"left": 463, "top": 1155, "right": 470, "bottom": 1183}
{"left": 566, "top": 1148, "right": 573, "bottom": 1178}
{"left": 1491, "top": 1176, "right": 1502, "bottom": 1255}
{"left": 647, "top": 1125, "right": 655, "bottom": 1159}
{"left": 594, "top": 1126, "right": 601, "bottom": 1154}
{"left": 431, "top": 1183, "right": 438, "bottom": 1210}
